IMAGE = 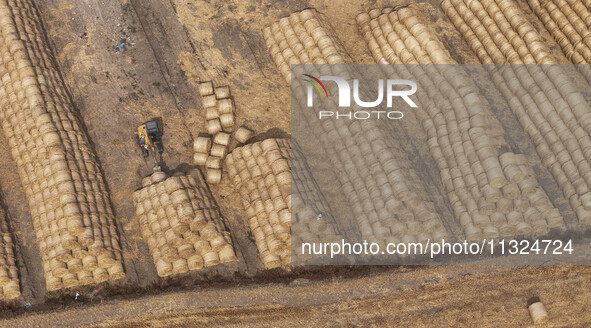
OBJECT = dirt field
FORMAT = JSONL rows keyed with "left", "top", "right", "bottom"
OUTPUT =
{"left": 0, "top": 0, "right": 589, "bottom": 326}
{"left": 3, "top": 266, "right": 591, "bottom": 327}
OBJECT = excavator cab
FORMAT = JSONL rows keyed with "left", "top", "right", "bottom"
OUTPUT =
{"left": 136, "top": 120, "right": 164, "bottom": 171}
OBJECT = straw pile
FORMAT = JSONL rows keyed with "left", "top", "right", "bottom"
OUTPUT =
{"left": 226, "top": 139, "right": 343, "bottom": 268}
{"left": 0, "top": 0, "right": 124, "bottom": 290}
{"left": 226, "top": 139, "right": 291, "bottom": 269}
{"left": 527, "top": 0, "right": 591, "bottom": 79}
{"left": 264, "top": 9, "right": 449, "bottom": 247}
{"left": 133, "top": 170, "right": 236, "bottom": 277}
{"left": 289, "top": 141, "right": 346, "bottom": 263}
{"left": 195, "top": 82, "right": 253, "bottom": 185}
{"left": 263, "top": 9, "right": 351, "bottom": 82}
{"left": 441, "top": 0, "right": 591, "bottom": 225}
{"left": 356, "top": 5, "right": 565, "bottom": 239}
{"left": 441, "top": 0, "right": 556, "bottom": 64}
{"left": 0, "top": 206, "right": 20, "bottom": 299}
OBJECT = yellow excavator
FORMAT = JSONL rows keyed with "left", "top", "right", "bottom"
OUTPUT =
{"left": 136, "top": 120, "right": 164, "bottom": 171}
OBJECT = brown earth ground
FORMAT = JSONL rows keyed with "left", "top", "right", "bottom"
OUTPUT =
{"left": 5, "top": 266, "right": 591, "bottom": 327}
{"left": 0, "top": 0, "right": 589, "bottom": 326}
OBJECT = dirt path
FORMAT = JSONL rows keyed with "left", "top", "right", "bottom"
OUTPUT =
{"left": 0, "top": 266, "right": 589, "bottom": 327}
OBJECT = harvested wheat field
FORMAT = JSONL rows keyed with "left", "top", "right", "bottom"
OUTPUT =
{"left": 0, "top": 0, "right": 589, "bottom": 326}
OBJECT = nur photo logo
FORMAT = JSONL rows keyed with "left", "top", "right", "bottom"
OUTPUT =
{"left": 302, "top": 74, "right": 418, "bottom": 120}
{"left": 302, "top": 74, "right": 329, "bottom": 99}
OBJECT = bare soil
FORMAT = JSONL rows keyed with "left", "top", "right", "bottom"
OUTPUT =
{"left": 4, "top": 266, "right": 591, "bottom": 327}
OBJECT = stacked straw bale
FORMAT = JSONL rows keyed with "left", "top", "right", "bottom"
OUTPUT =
{"left": 441, "top": 0, "right": 591, "bottom": 225}
{"left": 194, "top": 82, "right": 249, "bottom": 184}
{"left": 289, "top": 141, "right": 345, "bottom": 255}
{"left": 263, "top": 9, "right": 352, "bottom": 81}
{"left": 0, "top": 206, "right": 20, "bottom": 299}
{"left": 133, "top": 170, "right": 236, "bottom": 277}
{"left": 226, "top": 138, "right": 344, "bottom": 268}
{"left": 527, "top": 0, "right": 591, "bottom": 79}
{"left": 356, "top": 5, "right": 565, "bottom": 239}
{"left": 263, "top": 9, "right": 449, "bottom": 247}
{"left": 0, "top": 0, "right": 124, "bottom": 290}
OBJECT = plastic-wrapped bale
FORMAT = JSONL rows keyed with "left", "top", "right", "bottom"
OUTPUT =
{"left": 264, "top": 9, "right": 450, "bottom": 250}
{"left": 133, "top": 171, "right": 236, "bottom": 277}
{"left": 356, "top": 5, "right": 565, "bottom": 239}
{"left": 440, "top": 0, "right": 591, "bottom": 225}
{"left": 0, "top": 0, "right": 124, "bottom": 290}
{"left": 226, "top": 138, "right": 345, "bottom": 268}
{"left": 0, "top": 205, "right": 20, "bottom": 299}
